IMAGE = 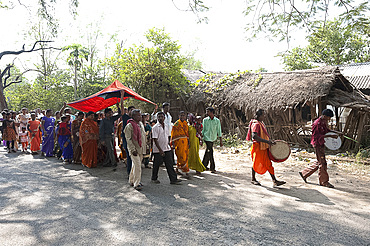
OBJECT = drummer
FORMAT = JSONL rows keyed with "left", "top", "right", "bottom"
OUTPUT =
{"left": 246, "top": 109, "right": 286, "bottom": 186}
{"left": 299, "top": 109, "right": 343, "bottom": 188}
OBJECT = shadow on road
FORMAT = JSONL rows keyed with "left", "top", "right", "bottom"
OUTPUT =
{"left": 264, "top": 186, "right": 335, "bottom": 205}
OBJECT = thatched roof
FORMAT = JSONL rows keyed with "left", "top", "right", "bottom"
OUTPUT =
{"left": 187, "top": 66, "right": 370, "bottom": 112}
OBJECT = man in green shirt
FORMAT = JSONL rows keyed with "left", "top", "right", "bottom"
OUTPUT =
{"left": 202, "top": 107, "right": 223, "bottom": 173}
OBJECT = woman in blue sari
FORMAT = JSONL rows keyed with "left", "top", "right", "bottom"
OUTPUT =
{"left": 41, "top": 109, "right": 55, "bottom": 157}
{"left": 57, "top": 115, "right": 73, "bottom": 163}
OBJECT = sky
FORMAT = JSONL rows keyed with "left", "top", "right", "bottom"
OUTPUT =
{"left": 0, "top": 0, "right": 308, "bottom": 75}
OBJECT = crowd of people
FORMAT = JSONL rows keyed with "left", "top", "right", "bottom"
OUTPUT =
{"left": 0, "top": 95, "right": 339, "bottom": 190}
{"left": 0, "top": 94, "right": 223, "bottom": 190}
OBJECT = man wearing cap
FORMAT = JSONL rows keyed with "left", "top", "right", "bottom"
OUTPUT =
{"left": 299, "top": 109, "right": 343, "bottom": 188}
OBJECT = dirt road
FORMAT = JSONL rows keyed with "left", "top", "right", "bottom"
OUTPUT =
{"left": 0, "top": 146, "right": 369, "bottom": 245}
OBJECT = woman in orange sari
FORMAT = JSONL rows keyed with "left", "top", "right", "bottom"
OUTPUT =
{"left": 246, "top": 109, "right": 285, "bottom": 186}
{"left": 80, "top": 111, "right": 99, "bottom": 168}
{"left": 171, "top": 111, "right": 190, "bottom": 178}
{"left": 27, "top": 113, "right": 41, "bottom": 154}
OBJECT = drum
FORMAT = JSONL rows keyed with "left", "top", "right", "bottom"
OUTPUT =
{"left": 268, "top": 140, "right": 291, "bottom": 162}
{"left": 324, "top": 132, "right": 341, "bottom": 150}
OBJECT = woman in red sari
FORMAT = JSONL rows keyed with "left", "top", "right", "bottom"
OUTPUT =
{"left": 246, "top": 109, "right": 285, "bottom": 186}
{"left": 80, "top": 111, "right": 99, "bottom": 168}
{"left": 28, "top": 113, "right": 41, "bottom": 154}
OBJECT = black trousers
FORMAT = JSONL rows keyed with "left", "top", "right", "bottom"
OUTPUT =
{"left": 6, "top": 140, "right": 14, "bottom": 150}
{"left": 152, "top": 151, "right": 177, "bottom": 182}
{"left": 202, "top": 141, "right": 215, "bottom": 171}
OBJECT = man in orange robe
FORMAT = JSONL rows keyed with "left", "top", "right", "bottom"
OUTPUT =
{"left": 27, "top": 113, "right": 41, "bottom": 154}
{"left": 80, "top": 111, "right": 99, "bottom": 168}
{"left": 171, "top": 111, "right": 190, "bottom": 177}
{"left": 246, "top": 109, "right": 285, "bottom": 186}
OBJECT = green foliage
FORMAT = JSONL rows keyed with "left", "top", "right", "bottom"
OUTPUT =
{"left": 307, "top": 20, "right": 370, "bottom": 65}
{"left": 355, "top": 148, "right": 370, "bottom": 164}
{"left": 280, "top": 20, "right": 370, "bottom": 70}
{"left": 214, "top": 133, "right": 250, "bottom": 148}
{"left": 185, "top": 0, "right": 369, "bottom": 42}
{"left": 78, "top": 60, "right": 111, "bottom": 99}
{"left": 253, "top": 74, "right": 262, "bottom": 88}
{"left": 279, "top": 47, "right": 316, "bottom": 71}
{"left": 106, "top": 28, "right": 200, "bottom": 108}
{"left": 63, "top": 44, "right": 89, "bottom": 69}
{"left": 244, "top": 0, "right": 370, "bottom": 42}
{"left": 37, "top": 0, "right": 79, "bottom": 35}
{"left": 183, "top": 52, "right": 202, "bottom": 70}
{"left": 198, "top": 70, "right": 251, "bottom": 93}
{"left": 5, "top": 71, "right": 74, "bottom": 112}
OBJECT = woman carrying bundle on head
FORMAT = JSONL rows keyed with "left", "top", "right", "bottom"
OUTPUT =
{"left": 246, "top": 109, "right": 286, "bottom": 186}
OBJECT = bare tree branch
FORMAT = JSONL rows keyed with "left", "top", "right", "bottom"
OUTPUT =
{"left": 5, "top": 80, "right": 22, "bottom": 88}
{"left": 2, "top": 65, "right": 13, "bottom": 87}
{"left": 0, "top": 40, "right": 59, "bottom": 60}
{"left": 3, "top": 68, "right": 41, "bottom": 89}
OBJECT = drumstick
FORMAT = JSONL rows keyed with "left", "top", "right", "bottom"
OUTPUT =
{"left": 343, "top": 135, "right": 359, "bottom": 143}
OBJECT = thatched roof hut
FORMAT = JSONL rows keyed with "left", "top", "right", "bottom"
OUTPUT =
{"left": 185, "top": 66, "right": 370, "bottom": 150}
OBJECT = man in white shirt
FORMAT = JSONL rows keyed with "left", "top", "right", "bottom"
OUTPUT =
{"left": 162, "top": 102, "right": 175, "bottom": 166}
{"left": 162, "top": 102, "right": 172, "bottom": 139}
{"left": 151, "top": 111, "right": 181, "bottom": 185}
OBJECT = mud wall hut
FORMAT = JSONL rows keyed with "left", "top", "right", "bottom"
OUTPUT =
{"left": 184, "top": 66, "right": 370, "bottom": 151}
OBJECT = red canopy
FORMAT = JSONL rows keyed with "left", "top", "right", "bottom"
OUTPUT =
{"left": 67, "top": 80, "right": 155, "bottom": 112}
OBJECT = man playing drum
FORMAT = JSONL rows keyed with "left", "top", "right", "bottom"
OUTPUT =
{"left": 246, "top": 109, "right": 286, "bottom": 186}
{"left": 299, "top": 109, "right": 343, "bottom": 188}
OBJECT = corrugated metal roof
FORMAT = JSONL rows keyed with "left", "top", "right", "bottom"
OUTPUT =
{"left": 340, "top": 62, "right": 370, "bottom": 89}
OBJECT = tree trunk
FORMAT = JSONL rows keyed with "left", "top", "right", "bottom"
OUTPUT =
{"left": 74, "top": 62, "right": 77, "bottom": 100}
{"left": 0, "top": 87, "right": 8, "bottom": 111}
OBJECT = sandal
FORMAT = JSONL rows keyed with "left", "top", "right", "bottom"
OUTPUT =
{"left": 299, "top": 172, "right": 307, "bottom": 183}
{"left": 134, "top": 184, "right": 143, "bottom": 190}
{"left": 274, "top": 180, "right": 286, "bottom": 186}
{"left": 251, "top": 180, "right": 261, "bottom": 186}
{"left": 321, "top": 183, "right": 334, "bottom": 188}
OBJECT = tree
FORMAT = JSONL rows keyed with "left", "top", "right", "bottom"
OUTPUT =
{"left": 280, "top": 20, "right": 370, "bottom": 71}
{"left": 107, "top": 28, "right": 200, "bottom": 107}
{"left": 63, "top": 44, "right": 89, "bottom": 100}
{"left": 5, "top": 71, "right": 74, "bottom": 111}
{"left": 0, "top": 41, "right": 59, "bottom": 110}
{"left": 77, "top": 25, "right": 114, "bottom": 99}
{"left": 279, "top": 47, "right": 316, "bottom": 71}
{"left": 185, "top": 0, "right": 369, "bottom": 42}
{"left": 1, "top": 0, "right": 79, "bottom": 35}
{"left": 3, "top": 22, "right": 75, "bottom": 112}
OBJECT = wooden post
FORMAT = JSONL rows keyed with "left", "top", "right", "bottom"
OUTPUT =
{"left": 308, "top": 101, "right": 317, "bottom": 120}
{"left": 335, "top": 107, "right": 340, "bottom": 131}
{"left": 355, "top": 112, "right": 366, "bottom": 150}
